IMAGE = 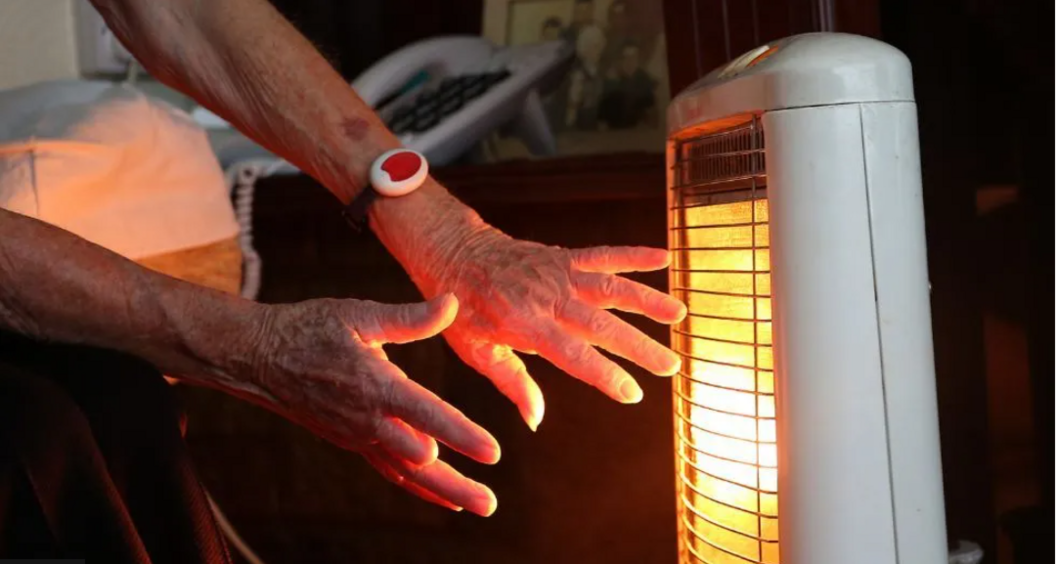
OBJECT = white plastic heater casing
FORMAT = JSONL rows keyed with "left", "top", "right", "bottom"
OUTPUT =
{"left": 668, "top": 34, "right": 948, "bottom": 563}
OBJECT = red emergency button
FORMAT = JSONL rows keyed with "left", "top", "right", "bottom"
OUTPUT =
{"left": 370, "top": 148, "right": 429, "bottom": 197}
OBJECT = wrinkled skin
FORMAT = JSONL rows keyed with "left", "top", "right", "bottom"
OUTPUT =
{"left": 414, "top": 227, "right": 688, "bottom": 431}
{"left": 247, "top": 294, "right": 499, "bottom": 516}
{"left": 74, "top": 0, "right": 690, "bottom": 517}
{"left": 248, "top": 226, "right": 688, "bottom": 514}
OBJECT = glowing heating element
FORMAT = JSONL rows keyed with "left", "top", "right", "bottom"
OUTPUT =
{"left": 669, "top": 119, "right": 777, "bottom": 564}
{"left": 667, "top": 33, "right": 950, "bottom": 564}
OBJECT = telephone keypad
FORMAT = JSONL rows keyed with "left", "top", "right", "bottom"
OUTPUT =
{"left": 388, "top": 70, "right": 512, "bottom": 135}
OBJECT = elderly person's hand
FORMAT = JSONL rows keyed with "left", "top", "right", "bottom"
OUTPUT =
{"left": 80, "top": 0, "right": 686, "bottom": 509}
{"left": 379, "top": 204, "right": 688, "bottom": 431}
{"left": 244, "top": 294, "right": 499, "bottom": 516}
{"left": 0, "top": 208, "right": 501, "bottom": 515}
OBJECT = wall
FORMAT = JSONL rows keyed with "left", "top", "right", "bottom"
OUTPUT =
{"left": 0, "top": 0, "right": 79, "bottom": 91}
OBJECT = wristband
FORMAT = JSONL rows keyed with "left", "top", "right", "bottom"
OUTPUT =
{"left": 342, "top": 148, "right": 428, "bottom": 231}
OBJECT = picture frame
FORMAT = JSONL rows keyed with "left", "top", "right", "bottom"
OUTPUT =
{"left": 482, "top": 0, "right": 670, "bottom": 161}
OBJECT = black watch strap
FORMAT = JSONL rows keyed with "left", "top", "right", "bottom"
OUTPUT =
{"left": 341, "top": 188, "right": 379, "bottom": 232}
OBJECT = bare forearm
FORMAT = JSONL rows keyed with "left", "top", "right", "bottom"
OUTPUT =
{"left": 0, "top": 214, "right": 502, "bottom": 511}
{"left": 93, "top": 0, "right": 484, "bottom": 266}
{"left": 92, "top": 0, "right": 395, "bottom": 204}
{"left": 0, "top": 208, "right": 262, "bottom": 392}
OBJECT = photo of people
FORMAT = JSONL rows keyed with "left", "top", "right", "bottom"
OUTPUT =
{"left": 483, "top": 0, "right": 669, "bottom": 158}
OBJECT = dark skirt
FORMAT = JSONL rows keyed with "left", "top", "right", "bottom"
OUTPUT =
{"left": 0, "top": 331, "right": 231, "bottom": 564}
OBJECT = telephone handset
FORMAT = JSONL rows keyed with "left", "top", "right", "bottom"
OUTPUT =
{"left": 193, "top": 36, "right": 573, "bottom": 169}
{"left": 353, "top": 36, "right": 494, "bottom": 108}
{"left": 353, "top": 36, "right": 574, "bottom": 165}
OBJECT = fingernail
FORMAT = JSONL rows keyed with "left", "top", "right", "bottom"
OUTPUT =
{"left": 470, "top": 491, "right": 498, "bottom": 517}
{"left": 522, "top": 405, "right": 543, "bottom": 432}
{"left": 481, "top": 494, "right": 498, "bottom": 517}
{"left": 441, "top": 293, "right": 459, "bottom": 309}
{"left": 435, "top": 293, "right": 459, "bottom": 322}
{"left": 659, "top": 353, "right": 681, "bottom": 377}
{"left": 481, "top": 442, "right": 502, "bottom": 465}
{"left": 673, "top": 301, "right": 688, "bottom": 322}
{"left": 619, "top": 378, "right": 643, "bottom": 403}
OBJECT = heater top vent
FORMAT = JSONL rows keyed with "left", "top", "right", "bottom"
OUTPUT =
{"left": 668, "top": 33, "right": 913, "bottom": 137}
{"left": 672, "top": 117, "right": 765, "bottom": 197}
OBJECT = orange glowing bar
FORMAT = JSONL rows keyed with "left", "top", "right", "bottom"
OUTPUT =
{"left": 671, "top": 184, "right": 778, "bottom": 564}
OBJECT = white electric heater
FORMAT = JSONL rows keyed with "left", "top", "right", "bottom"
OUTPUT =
{"left": 667, "top": 33, "right": 948, "bottom": 564}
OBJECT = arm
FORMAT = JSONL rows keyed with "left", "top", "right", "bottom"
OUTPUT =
{"left": 0, "top": 208, "right": 498, "bottom": 516}
{"left": 93, "top": 0, "right": 686, "bottom": 432}
{"left": 0, "top": 210, "right": 259, "bottom": 386}
{"left": 91, "top": 0, "right": 450, "bottom": 222}
{"left": 88, "top": 0, "right": 491, "bottom": 310}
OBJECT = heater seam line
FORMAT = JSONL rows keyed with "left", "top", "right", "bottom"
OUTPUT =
{"left": 859, "top": 105, "right": 902, "bottom": 563}
{"left": 767, "top": 100, "right": 914, "bottom": 114}
{"left": 677, "top": 472, "right": 778, "bottom": 519}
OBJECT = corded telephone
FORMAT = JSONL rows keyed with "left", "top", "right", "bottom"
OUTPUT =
{"left": 354, "top": 36, "right": 573, "bottom": 165}
{"left": 196, "top": 35, "right": 574, "bottom": 168}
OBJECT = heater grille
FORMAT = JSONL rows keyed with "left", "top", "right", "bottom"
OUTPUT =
{"left": 670, "top": 117, "right": 778, "bottom": 564}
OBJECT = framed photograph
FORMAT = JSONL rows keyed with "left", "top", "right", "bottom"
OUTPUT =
{"left": 482, "top": 0, "right": 670, "bottom": 160}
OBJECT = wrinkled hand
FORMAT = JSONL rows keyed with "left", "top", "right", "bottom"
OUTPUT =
{"left": 420, "top": 228, "right": 687, "bottom": 431}
{"left": 244, "top": 294, "right": 499, "bottom": 516}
